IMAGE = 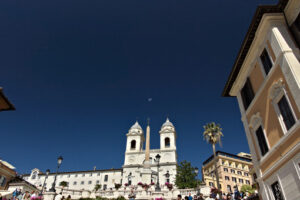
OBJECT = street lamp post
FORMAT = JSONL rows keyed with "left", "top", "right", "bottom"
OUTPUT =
{"left": 194, "top": 167, "right": 200, "bottom": 195}
{"left": 40, "top": 169, "right": 50, "bottom": 195}
{"left": 155, "top": 154, "right": 161, "bottom": 192}
{"left": 49, "top": 156, "right": 63, "bottom": 192}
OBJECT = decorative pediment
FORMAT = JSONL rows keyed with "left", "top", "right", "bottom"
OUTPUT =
{"left": 249, "top": 112, "right": 262, "bottom": 130}
{"left": 269, "top": 79, "right": 285, "bottom": 101}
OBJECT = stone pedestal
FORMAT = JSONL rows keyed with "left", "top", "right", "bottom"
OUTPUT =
{"left": 140, "top": 167, "right": 152, "bottom": 184}
{"left": 43, "top": 191, "right": 56, "bottom": 200}
{"left": 82, "top": 190, "right": 91, "bottom": 198}
{"left": 151, "top": 191, "right": 165, "bottom": 199}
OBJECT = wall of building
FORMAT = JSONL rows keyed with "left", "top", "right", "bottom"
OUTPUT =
{"left": 202, "top": 154, "right": 253, "bottom": 194}
{"left": 230, "top": 4, "right": 300, "bottom": 200}
{"left": 23, "top": 169, "right": 123, "bottom": 191}
{"left": 0, "top": 162, "right": 16, "bottom": 190}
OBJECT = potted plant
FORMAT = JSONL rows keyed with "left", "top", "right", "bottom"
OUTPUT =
{"left": 165, "top": 182, "right": 173, "bottom": 191}
{"left": 59, "top": 181, "right": 68, "bottom": 193}
{"left": 137, "top": 182, "right": 143, "bottom": 187}
{"left": 115, "top": 183, "right": 122, "bottom": 190}
{"left": 142, "top": 183, "right": 150, "bottom": 190}
{"left": 94, "top": 184, "right": 102, "bottom": 192}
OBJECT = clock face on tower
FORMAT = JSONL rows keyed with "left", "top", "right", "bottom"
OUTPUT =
{"left": 128, "top": 156, "right": 136, "bottom": 163}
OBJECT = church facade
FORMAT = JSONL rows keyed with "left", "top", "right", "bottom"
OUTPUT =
{"left": 22, "top": 119, "right": 177, "bottom": 192}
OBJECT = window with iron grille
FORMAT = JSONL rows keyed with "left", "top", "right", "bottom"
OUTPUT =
{"left": 271, "top": 181, "right": 284, "bottom": 200}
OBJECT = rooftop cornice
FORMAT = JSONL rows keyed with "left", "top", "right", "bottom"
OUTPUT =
{"left": 222, "top": 0, "right": 289, "bottom": 97}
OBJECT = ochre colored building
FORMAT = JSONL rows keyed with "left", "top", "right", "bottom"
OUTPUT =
{"left": 0, "top": 160, "right": 17, "bottom": 190}
{"left": 223, "top": 0, "right": 300, "bottom": 199}
{"left": 202, "top": 151, "right": 253, "bottom": 194}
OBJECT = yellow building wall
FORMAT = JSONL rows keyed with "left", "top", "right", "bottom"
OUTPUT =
{"left": 246, "top": 64, "right": 300, "bottom": 173}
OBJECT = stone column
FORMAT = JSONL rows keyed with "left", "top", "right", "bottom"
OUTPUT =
{"left": 141, "top": 122, "right": 152, "bottom": 183}
{"left": 144, "top": 124, "right": 150, "bottom": 166}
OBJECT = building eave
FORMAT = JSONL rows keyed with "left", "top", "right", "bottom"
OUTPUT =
{"left": 222, "top": 0, "right": 289, "bottom": 97}
{"left": 0, "top": 88, "right": 15, "bottom": 111}
{"left": 202, "top": 151, "right": 252, "bottom": 166}
{"left": 22, "top": 168, "right": 123, "bottom": 177}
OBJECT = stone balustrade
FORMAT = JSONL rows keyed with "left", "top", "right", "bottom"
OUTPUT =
{"left": 42, "top": 185, "right": 211, "bottom": 200}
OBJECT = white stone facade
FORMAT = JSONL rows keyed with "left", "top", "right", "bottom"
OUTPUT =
{"left": 22, "top": 119, "right": 177, "bottom": 193}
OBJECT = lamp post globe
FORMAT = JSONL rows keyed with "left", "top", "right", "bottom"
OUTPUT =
{"left": 58, "top": 156, "right": 63, "bottom": 165}
{"left": 155, "top": 154, "right": 161, "bottom": 162}
{"left": 195, "top": 167, "right": 199, "bottom": 175}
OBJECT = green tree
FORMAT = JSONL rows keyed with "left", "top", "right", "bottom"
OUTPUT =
{"left": 241, "top": 184, "right": 255, "bottom": 194}
{"left": 59, "top": 181, "right": 68, "bottom": 192}
{"left": 94, "top": 184, "right": 102, "bottom": 192}
{"left": 203, "top": 122, "right": 223, "bottom": 194}
{"left": 175, "top": 161, "right": 200, "bottom": 189}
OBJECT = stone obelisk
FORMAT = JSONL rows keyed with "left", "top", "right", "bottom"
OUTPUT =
{"left": 141, "top": 119, "right": 152, "bottom": 183}
{"left": 144, "top": 120, "right": 150, "bottom": 166}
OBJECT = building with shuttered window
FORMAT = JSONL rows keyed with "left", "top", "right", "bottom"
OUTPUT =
{"left": 223, "top": 0, "right": 300, "bottom": 199}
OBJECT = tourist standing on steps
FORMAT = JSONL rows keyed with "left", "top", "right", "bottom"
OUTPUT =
{"left": 54, "top": 193, "right": 62, "bottom": 200}
{"left": 188, "top": 193, "right": 193, "bottom": 200}
{"left": 197, "top": 193, "right": 204, "bottom": 200}
{"left": 22, "top": 191, "right": 30, "bottom": 200}
{"left": 177, "top": 194, "right": 182, "bottom": 200}
{"left": 128, "top": 189, "right": 136, "bottom": 200}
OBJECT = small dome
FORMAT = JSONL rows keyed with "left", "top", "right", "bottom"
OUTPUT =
{"left": 130, "top": 121, "right": 142, "bottom": 130}
{"left": 162, "top": 118, "right": 174, "bottom": 128}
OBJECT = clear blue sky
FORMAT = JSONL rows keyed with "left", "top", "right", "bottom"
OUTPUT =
{"left": 1, "top": 0, "right": 277, "bottom": 176}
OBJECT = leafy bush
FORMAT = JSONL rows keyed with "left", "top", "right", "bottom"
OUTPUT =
{"left": 175, "top": 161, "right": 199, "bottom": 189}
{"left": 93, "top": 196, "right": 126, "bottom": 200}
{"left": 241, "top": 185, "right": 255, "bottom": 194}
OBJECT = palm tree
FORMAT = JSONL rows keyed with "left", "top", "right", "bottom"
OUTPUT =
{"left": 94, "top": 184, "right": 102, "bottom": 192}
{"left": 203, "top": 122, "right": 223, "bottom": 194}
{"left": 59, "top": 181, "right": 68, "bottom": 193}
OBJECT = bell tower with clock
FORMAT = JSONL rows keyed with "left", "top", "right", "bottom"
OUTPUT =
{"left": 124, "top": 121, "right": 144, "bottom": 165}
{"left": 122, "top": 119, "right": 177, "bottom": 186}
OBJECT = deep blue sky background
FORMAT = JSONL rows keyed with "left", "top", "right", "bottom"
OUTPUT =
{"left": 1, "top": 0, "right": 277, "bottom": 177}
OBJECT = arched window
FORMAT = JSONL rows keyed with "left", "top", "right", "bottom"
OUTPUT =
{"left": 32, "top": 171, "right": 37, "bottom": 179}
{"left": 130, "top": 140, "right": 136, "bottom": 150}
{"left": 165, "top": 137, "right": 170, "bottom": 148}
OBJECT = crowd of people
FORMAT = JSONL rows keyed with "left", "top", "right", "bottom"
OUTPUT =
{"left": 0, "top": 190, "right": 72, "bottom": 200}
{"left": 0, "top": 189, "right": 40, "bottom": 200}
{"left": 176, "top": 193, "right": 205, "bottom": 200}
{"left": 175, "top": 190, "right": 254, "bottom": 200}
